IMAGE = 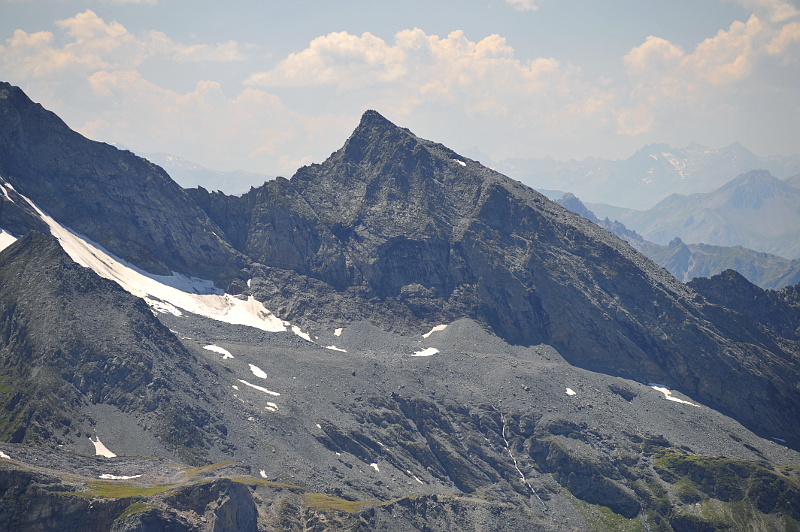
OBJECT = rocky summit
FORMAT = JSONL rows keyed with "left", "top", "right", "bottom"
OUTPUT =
{"left": 0, "top": 83, "right": 799, "bottom": 531}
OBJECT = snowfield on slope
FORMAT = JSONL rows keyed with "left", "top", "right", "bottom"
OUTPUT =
{"left": 14, "top": 191, "right": 313, "bottom": 338}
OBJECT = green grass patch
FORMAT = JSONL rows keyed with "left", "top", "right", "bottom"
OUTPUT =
{"left": 184, "top": 461, "right": 238, "bottom": 479}
{"left": 79, "top": 481, "right": 173, "bottom": 499}
{"left": 303, "top": 492, "right": 375, "bottom": 513}
{"left": 116, "top": 501, "right": 157, "bottom": 520}
{"left": 568, "top": 490, "right": 646, "bottom": 532}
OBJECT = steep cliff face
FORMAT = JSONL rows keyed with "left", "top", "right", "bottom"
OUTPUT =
{"left": 0, "top": 82, "right": 245, "bottom": 279}
{"left": 688, "top": 269, "right": 800, "bottom": 341}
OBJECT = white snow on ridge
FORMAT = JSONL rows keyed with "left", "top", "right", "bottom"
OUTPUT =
{"left": 204, "top": 345, "right": 234, "bottom": 359}
{"left": 145, "top": 297, "right": 183, "bottom": 317}
{"left": 16, "top": 192, "right": 295, "bottom": 334}
{"left": 412, "top": 347, "right": 439, "bottom": 357}
{"left": 0, "top": 451, "right": 10, "bottom": 460}
{"left": 649, "top": 384, "right": 700, "bottom": 407}
{"left": 238, "top": 379, "right": 280, "bottom": 396}
{"left": 291, "top": 325, "right": 312, "bottom": 342}
{"left": 565, "top": 388, "right": 577, "bottom": 396}
{"left": 370, "top": 463, "right": 380, "bottom": 472}
{"left": 99, "top": 474, "right": 141, "bottom": 480}
{"left": 0, "top": 229, "right": 16, "bottom": 252}
{"left": 90, "top": 436, "right": 116, "bottom": 458}
{"left": 325, "top": 345, "right": 347, "bottom": 352}
{"left": 452, "top": 159, "right": 467, "bottom": 167}
{"left": 249, "top": 363, "right": 268, "bottom": 379}
{"left": 422, "top": 324, "right": 447, "bottom": 338}
{"left": 0, "top": 181, "right": 15, "bottom": 203}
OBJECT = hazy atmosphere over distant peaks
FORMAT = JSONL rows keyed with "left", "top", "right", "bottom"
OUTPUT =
{"left": 2, "top": 0, "right": 799, "bottom": 181}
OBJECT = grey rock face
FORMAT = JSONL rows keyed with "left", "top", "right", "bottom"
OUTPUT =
{"left": 0, "top": 82, "right": 245, "bottom": 279}
{"left": 193, "top": 111, "right": 800, "bottom": 448}
{"left": 0, "top": 232, "right": 223, "bottom": 463}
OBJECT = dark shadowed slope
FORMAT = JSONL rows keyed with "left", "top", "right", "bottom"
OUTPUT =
{"left": 0, "top": 82, "right": 245, "bottom": 279}
{"left": 0, "top": 232, "right": 225, "bottom": 463}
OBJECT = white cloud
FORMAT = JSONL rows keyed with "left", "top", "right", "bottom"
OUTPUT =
{"left": 620, "top": 12, "right": 800, "bottom": 137}
{"left": 0, "top": 10, "right": 244, "bottom": 80}
{"left": 2, "top": 6, "right": 798, "bottom": 178}
{"left": 75, "top": 69, "right": 350, "bottom": 175}
{"left": 728, "top": 0, "right": 799, "bottom": 23}
{"left": 504, "top": 0, "right": 543, "bottom": 11}
{"left": 246, "top": 29, "right": 598, "bottom": 123}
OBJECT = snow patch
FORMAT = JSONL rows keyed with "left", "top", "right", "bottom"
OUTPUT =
{"left": 204, "top": 345, "right": 233, "bottom": 359}
{"left": 452, "top": 159, "right": 467, "bottom": 166}
{"left": 291, "top": 325, "right": 312, "bottom": 342}
{"left": 99, "top": 474, "right": 141, "bottom": 480}
{"left": 232, "top": 385, "right": 239, "bottom": 390}
{"left": 0, "top": 229, "right": 17, "bottom": 252}
{"left": 565, "top": 388, "right": 577, "bottom": 396}
{"left": 238, "top": 379, "right": 280, "bottom": 396}
{"left": 407, "top": 470, "right": 424, "bottom": 484}
{"left": 334, "top": 328, "right": 343, "bottom": 337}
{"left": 18, "top": 192, "right": 292, "bottom": 333}
{"left": 144, "top": 297, "right": 182, "bottom": 316}
{"left": 90, "top": 437, "right": 116, "bottom": 458}
{"left": 422, "top": 324, "right": 447, "bottom": 338}
{"left": 0, "top": 451, "right": 10, "bottom": 459}
{"left": 325, "top": 345, "right": 347, "bottom": 352}
{"left": 265, "top": 402, "right": 278, "bottom": 412}
{"left": 260, "top": 470, "right": 267, "bottom": 478}
{"left": 249, "top": 364, "right": 268, "bottom": 379}
{"left": 649, "top": 384, "right": 700, "bottom": 407}
{"left": 412, "top": 347, "right": 439, "bottom": 357}
{"left": 370, "top": 463, "right": 380, "bottom": 472}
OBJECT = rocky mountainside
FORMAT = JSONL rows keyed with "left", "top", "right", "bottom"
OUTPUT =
{"left": 592, "top": 170, "right": 800, "bottom": 259}
{"left": 0, "top": 83, "right": 799, "bottom": 530}
{"left": 499, "top": 141, "right": 800, "bottom": 209}
{"left": 0, "top": 82, "right": 245, "bottom": 280}
{"left": 190, "top": 111, "right": 800, "bottom": 450}
{"left": 0, "top": 232, "right": 226, "bottom": 464}
{"left": 688, "top": 269, "right": 800, "bottom": 342}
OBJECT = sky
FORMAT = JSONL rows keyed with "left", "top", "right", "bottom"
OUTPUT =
{"left": 2, "top": 0, "right": 799, "bottom": 181}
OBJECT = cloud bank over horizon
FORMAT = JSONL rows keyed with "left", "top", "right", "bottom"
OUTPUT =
{"left": 1, "top": 2, "right": 798, "bottom": 178}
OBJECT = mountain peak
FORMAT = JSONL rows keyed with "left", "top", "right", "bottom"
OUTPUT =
{"left": 358, "top": 109, "right": 396, "bottom": 129}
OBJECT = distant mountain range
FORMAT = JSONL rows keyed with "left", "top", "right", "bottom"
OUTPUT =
{"left": 1, "top": 81, "right": 799, "bottom": 531}
{"left": 498, "top": 142, "right": 800, "bottom": 209}
{"left": 141, "top": 152, "right": 274, "bottom": 195}
{"left": 558, "top": 193, "right": 800, "bottom": 290}
{"left": 589, "top": 170, "right": 800, "bottom": 260}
